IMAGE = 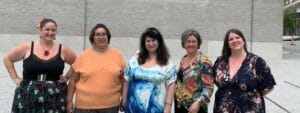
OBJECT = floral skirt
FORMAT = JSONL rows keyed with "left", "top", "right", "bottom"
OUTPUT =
{"left": 11, "top": 80, "right": 67, "bottom": 113}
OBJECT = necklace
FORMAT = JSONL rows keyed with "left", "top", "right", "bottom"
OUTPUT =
{"left": 40, "top": 41, "right": 53, "bottom": 56}
{"left": 44, "top": 50, "right": 50, "bottom": 56}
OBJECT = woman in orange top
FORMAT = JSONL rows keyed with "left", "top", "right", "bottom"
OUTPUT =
{"left": 66, "top": 23, "right": 126, "bottom": 113}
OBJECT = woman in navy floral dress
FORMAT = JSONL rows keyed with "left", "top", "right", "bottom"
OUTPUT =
{"left": 213, "top": 29, "right": 276, "bottom": 113}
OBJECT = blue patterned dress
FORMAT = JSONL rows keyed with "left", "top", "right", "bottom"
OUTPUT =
{"left": 124, "top": 55, "right": 177, "bottom": 113}
{"left": 213, "top": 53, "right": 276, "bottom": 113}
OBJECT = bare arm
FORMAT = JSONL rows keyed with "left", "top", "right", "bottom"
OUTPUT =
{"left": 121, "top": 80, "right": 129, "bottom": 111}
{"left": 62, "top": 44, "right": 76, "bottom": 65}
{"left": 164, "top": 82, "right": 176, "bottom": 113}
{"left": 3, "top": 42, "right": 29, "bottom": 85}
{"left": 66, "top": 68, "right": 79, "bottom": 113}
{"left": 61, "top": 44, "right": 77, "bottom": 81}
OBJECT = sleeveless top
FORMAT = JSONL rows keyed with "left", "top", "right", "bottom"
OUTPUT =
{"left": 23, "top": 41, "right": 65, "bottom": 81}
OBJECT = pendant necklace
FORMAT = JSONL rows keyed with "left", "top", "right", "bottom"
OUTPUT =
{"left": 40, "top": 41, "right": 53, "bottom": 56}
{"left": 44, "top": 49, "right": 50, "bottom": 56}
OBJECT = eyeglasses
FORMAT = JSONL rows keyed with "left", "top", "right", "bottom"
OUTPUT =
{"left": 94, "top": 33, "right": 107, "bottom": 37}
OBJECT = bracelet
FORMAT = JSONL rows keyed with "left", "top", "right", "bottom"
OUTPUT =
{"left": 165, "top": 102, "right": 172, "bottom": 106}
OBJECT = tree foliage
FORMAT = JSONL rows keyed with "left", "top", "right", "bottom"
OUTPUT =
{"left": 284, "top": 9, "right": 296, "bottom": 35}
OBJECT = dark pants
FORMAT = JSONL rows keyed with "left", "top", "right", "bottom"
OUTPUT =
{"left": 74, "top": 106, "right": 119, "bottom": 113}
{"left": 175, "top": 100, "right": 206, "bottom": 113}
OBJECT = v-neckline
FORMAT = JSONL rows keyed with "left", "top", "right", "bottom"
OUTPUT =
{"left": 227, "top": 54, "right": 248, "bottom": 81}
{"left": 181, "top": 52, "right": 199, "bottom": 71}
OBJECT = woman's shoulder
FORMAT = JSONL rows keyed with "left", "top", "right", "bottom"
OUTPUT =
{"left": 19, "top": 40, "right": 33, "bottom": 47}
{"left": 213, "top": 56, "right": 226, "bottom": 65}
{"left": 14, "top": 41, "right": 32, "bottom": 53}
{"left": 198, "top": 51, "right": 212, "bottom": 64}
{"left": 77, "top": 48, "right": 92, "bottom": 57}
{"left": 161, "top": 59, "right": 175, "bottom": 70}
{"left": 198, "top": 51, "right": 208, "bottom": 58}
{"left": 109, "top": 47, "right": 124, "bottom": 56}
{"left": 14, "top": 41, "right": 33, "bottom": 52}
{"left": 60, "top": 43, "right": 75, "bottom": 53}
{"left": 60, "top": 42, "right": 70, "bottom": 50}
{"left": 247, "top": 52, "right": 267, "bottom": 65}
{"left": 127, "top": 55, "right": 139, "bottom": 68}
{"left": 247, "top": 52, "right": 264, "bottom": 61}
{"left": 109, "top": 47, "right": 120, "bottom": 52}
{"left": 128, "top": 54, "right": 138, "bottom": 62}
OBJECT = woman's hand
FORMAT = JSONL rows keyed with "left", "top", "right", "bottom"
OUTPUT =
{"left": 13, "top": 77, "right": 22, "bottom": 85}
{"left": 66, "top": 101, "right": 73, "bottom": 113}
{"left": 188, "top": 101, "right": 200, "bottom": 113}
{"left": 59, "top": 75, "right": 68, "bottom": 82}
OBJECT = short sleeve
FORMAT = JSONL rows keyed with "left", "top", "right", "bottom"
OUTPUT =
{"left": 201, "top": 56, "right": 213, "bottom": 76}
{"left": 166, "top": 62, "right": 177, "bottom": 86}
{"left": 72, "top": 52, "right": 84, "bottom": 74}
{"left": 198, "top": 56, "right": 214, "bottom": 104}
{"left": 256, "top": 57, "right": 276, "bottom": 91}
{"left": 124, "top": 56, "right": 138, "bottom": 82}
{"left": 118, "top": 52, "right": 127, "bottom": 72}
{"left": 124, "top": 65, "right": 133, "bottom": 82}
{"left": 212, "top": 57, "right": 222, "bottom": 84}
{"left": 212, "top": 57, "right": 221, "bottom": 78}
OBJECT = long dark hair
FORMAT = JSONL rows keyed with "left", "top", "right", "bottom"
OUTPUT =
{"left": 138, "top": 27, "right": 170, "bottom": 66}
{"left": 221, "top": 28, "right": 248, "bottom": 62}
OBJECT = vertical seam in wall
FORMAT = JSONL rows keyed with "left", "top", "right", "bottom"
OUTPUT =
{"left": 83, "top": 0, "right": 87, "bottom": 50}
{"left": 250, "top": 0, "right": 254, "bottom": 52}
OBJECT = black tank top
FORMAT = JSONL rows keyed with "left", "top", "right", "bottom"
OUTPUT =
{"left": 23, "top": 41, "right": 65, "bottom": 81}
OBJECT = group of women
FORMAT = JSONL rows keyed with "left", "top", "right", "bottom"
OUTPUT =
{"left": 3, "top": 17, "right": 276, "bottom": 113}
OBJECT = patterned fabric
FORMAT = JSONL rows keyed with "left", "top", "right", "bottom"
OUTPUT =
{"left": 124, "top": 55, "right": 177, "bottom": 113}
{"left": 12, "top": 41, "right": 67, "bottom": 113}
{"left": 175, "top": 51, "right": 214, "bottom": 113}
{"left": 213, "top": 53, "right": 276, "bottom": 113}
{"left": 174, "top": 99, "right": 206, "bottom": 113}
{"left": 12, "top": 80, "right": 67, "bottom": 113}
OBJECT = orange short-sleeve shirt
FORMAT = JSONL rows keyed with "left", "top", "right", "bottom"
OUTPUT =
{"left": 72, "top": 48, "right": 126, "bottom": 109}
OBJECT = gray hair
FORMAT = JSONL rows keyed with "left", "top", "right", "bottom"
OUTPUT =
{"left": 181, "top": 29, "right": 202, "bottom": 49}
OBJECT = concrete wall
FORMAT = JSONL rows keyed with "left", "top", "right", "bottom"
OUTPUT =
{"left": 0, "top": 0, "right": 284, "bottom": 112}
{"left": 0, "top": 0, "right": 283, "bottom": 61}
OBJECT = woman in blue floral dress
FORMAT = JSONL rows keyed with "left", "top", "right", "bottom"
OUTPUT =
{"left": 213, "top": 29, "right": 276, "bottom": 113}
{"left": 122, "top": 27, "right": 177, "bottom": 113}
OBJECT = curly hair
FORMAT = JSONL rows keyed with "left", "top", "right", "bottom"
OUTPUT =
{"left": 138, "top": 27, "right": 170, "bottom": 66}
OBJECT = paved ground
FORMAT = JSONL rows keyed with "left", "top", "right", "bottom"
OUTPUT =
{"left": 1, "top": 40, "right": 300, "bottom": 113}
